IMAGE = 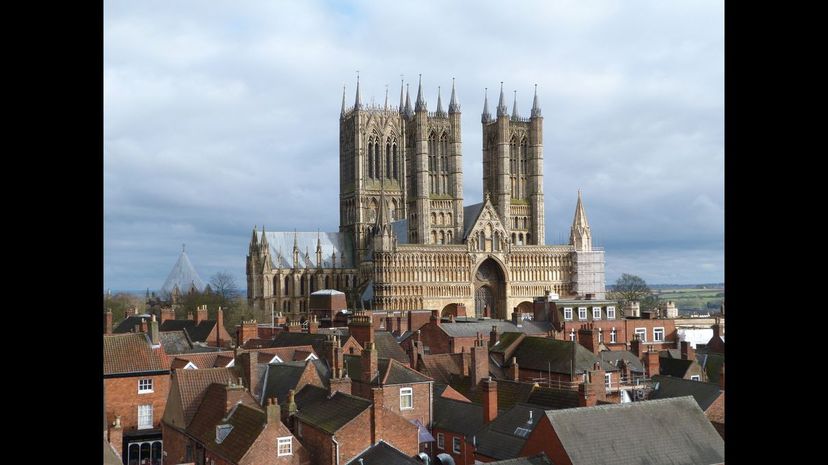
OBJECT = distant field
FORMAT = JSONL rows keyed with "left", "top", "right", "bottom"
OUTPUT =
{"left": 654, "top": 288, "right": 724, "bottom": 312}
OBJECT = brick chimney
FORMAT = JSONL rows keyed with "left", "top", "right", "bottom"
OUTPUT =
{"left": 216, "top": 307, "right": 225, "bottom": 347}
{"left": 160, "top": 307, "right": 175, "bottom": 324}
{"left": 630, "top": 338, "right": 642, "bottom": 358}
{"left": 362, "top": 341, "right": 379, "bottom": 385}
{"left": 410, "top": 332, "right": 422, "bottom": 370}
{"left": 371, "top": 387, "right": 384, "bottom": 445}
{"left": 490, "top": 325, "right": 500, "bottom": 347}
{"left": 238, "top": 320, "right": 258, "bottom": 346}
{"left": 644, "top": 349, "right": 660, "bottom": 378}
{"left": 240, "top": 350, "right": 259, "bottom": 398}
{"left": 266, "top": 397, "right": 281, "bottom": 424}
{"left": 139, "top": 319, "right": 148, "bottom": 334}
{"left": 430, "top": 309, "right": 441, "bottom": 326}
{"left": 187, "top": 311, "right": 194, "bottom": 321}
{"left": 456, "top": 303, "right": 467, "bottom": 317}
{"left": 149, "top": 315, "right": 160, "bottom": 345}
{"left": 508, "top": 357, "right": 519, "bottom": 381}
{"left": 195, "top": 305, "right": 208, "bottom": 324}
{"left": 578, "top": 327, "right": 600, "bottom": 355}
{"left": 286, "top": 318, "right": 303, "bottom": 333}
{"left": 680, "top": 340, "right": 695, "bottom": 361}
{"left": 712, "top": 323, "right": 721, "bottom": 339}
{"left": 104, "top": 310, "right": 112, "bottom": 335}
{"left": 349, "top": 311, "right": 375, "bottom": 347}
{"left": 470, "top": 333, "right": 489, "bottom": 391}
{"left": 482, "top": 377, "right": 498, "bottom": 423}
{"left": 307, "top": 315, "right": 319, "bottom": 334}
{"left": 460, "top": 347, "right": 469, "bottom": 376}
{"left": 578, "top": 373, "right": 597, "bottom": 407}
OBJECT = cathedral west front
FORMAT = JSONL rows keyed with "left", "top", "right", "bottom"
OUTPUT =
{"left": 247, "top": 76, "right": 605, "bottom": 321}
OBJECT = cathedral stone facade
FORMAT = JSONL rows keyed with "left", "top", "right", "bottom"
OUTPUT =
{"left": 247, "top": 76, "right": 605, "bottom": 321}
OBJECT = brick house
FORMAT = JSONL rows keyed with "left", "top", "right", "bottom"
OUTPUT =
{"left": 649, "top": 375, "right": 725, "bottom": 439}
{"left": 103, "top": 317, "right": 170, "bottom": 462}
{"left": 159, "top": 306, "right": 234, "bottom": 348}
{"left": 431, "top": 396, "right": 484, "bottom": 465}
{"left": 489, "top": 334, "right": 602, "bottom": 388}
{"left": 656, "top": 341, "right": 706, "bottom": 381}
{"left": 520, "top": 397, "right": 725, "bottom": 465}
{"left": 344, "top": 441, "right": 423, "bottom": 465}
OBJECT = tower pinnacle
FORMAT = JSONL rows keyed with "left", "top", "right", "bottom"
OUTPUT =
{"left": 415, "top": 74, "right": 426, "bottom": 112}
{"left": 449, "top": 77, "right": 460, "bottom": 113}
{"left": 531, "top": 83, "right": 542, "bottom": 118}
{"left": 482, "top": 88, "right": 492, "bottom": 123}
{"left": 496, "top": 82, "right": 508, "bottom": 117}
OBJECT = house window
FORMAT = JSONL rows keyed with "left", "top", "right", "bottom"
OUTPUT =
{"left": 569, "top": 329, "right": 575, "bottom": 341}
{"left": 578, "top": 307, "right": 587, "bottom": 320}
{"left": 453, "top": 437, "right": 462, "bottom": 454}
{"left": 592, "top": 307, "right": 601, "bottom": 320}
{"left": 610, "top": 328, "right": 617, "bottom": 343}
{"left": 690, "top": 375, "right": 701, "bottom": 381}
{"left": 607, "top": 306, "right": 616, "bottom": 320}
{"left": 598, "top": 328, "right": 603, "bottom": 342}
{"left": 437, "top": 433, "right": 444, "bottom": 449}
{"left": 653, "top": 327, "right": 665, "bottom": 342}
{"left": 563, "top": 307, "right": 572, "bottom": 321}
{"left": 635, "top": 328, "right": 647, "bottom": 342}
{"left": 138, "top": 378, "right": 153, "bottom": 394}
{"left": 277, "top": 437, "right": 292, "bottom": 456}
{"left": 137, "top": 405, "right": 153, "bottom": 430}
{"left": 400, "top": 387, "right": 414, "bottom": 410}
{"left": 604, "top": 373, "right": 612, "bottom": 390}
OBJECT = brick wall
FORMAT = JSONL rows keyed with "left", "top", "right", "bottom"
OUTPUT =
{"left": 433, "top": 428, "right": 476, "bottom": 465}
{"left": 105, "top": 373, "right": 170, "bottom": 432}
{"left": 381, "top": 382, "right": 432, "bottom": 426}
{"left": 520, "top": 415, "right": 571, "bottom": 465}
{"left": 161, "top": 423, "right": 192, "bottom": 465}
{"left": 334, "top": 409, "right": 373, "bottom": 465}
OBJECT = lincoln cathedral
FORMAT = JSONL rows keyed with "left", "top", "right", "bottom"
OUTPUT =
{"left": 247, "top": 76, "right": 605, "bottom": 321}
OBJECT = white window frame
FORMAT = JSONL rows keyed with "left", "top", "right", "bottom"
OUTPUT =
{"left": 138, "top": 378, "right": 153, "bottom": 394}
{"left": 607, "top": 306, "right": 616, "bottom": 320}
{"left": 610, "top": 328, "right": 617, "bottom": 343}
{"left": 400, "top": 387, "right": 414, "bottom": 410}
{"left": 653, "top": 327, "right": 665, "bottom": 342}
{"left": 437, "top": 433, "right": 445, "bottom": 450}
{"left": 604, "top": 373, "right": 612, "bottom": 390}
{"left": 452, "top": 436, "right": 462, "bottom": 454}
{"left": 569, "top": 329, "right": 575, "bottom": 341}
{"left": 578, "top": 307, "right": 587, "bottom": 321}
{"left": 563, "top": 307, "right": 573, "bottom": 321}
{"left": 592, "top": 307, "right": 601, "bottom": 320}
{"left": 277, "top": 437, "right": 292, "bottom": 456}
{"left": 690, "top": 375, "right": 701, "bottom": 381}
{"left": 635, "top": 328, "right": 647, "bottom": 342}
{"left": 598, "top": 328, "right": 603, "bottom": 343}
{"left": 137, "top": 405, "right": 153, "bottom": 430}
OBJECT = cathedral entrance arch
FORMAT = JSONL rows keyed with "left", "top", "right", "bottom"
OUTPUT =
{"left": 473, "top": 258, "right": 506, "bottom": 319}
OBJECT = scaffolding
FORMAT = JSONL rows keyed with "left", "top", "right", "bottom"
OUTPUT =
{"left": 574, "top": 249, "right": 606, "bottom": 299}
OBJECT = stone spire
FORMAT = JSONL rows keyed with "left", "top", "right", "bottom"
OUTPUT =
{"left": 250, "top": 225, "right": 259, "bottom": 252}
{"left": 260, "top": 225, "right": 269, "bottom": 249}
{"left": 354, "top": 73, "right": 362, "bottom": 109}
{"left": 341, "top": 85, "right": 346, "bottom": 117}
{"left": 481, "top": 88, "right": 492, "bottom": 123}
{"left": 404, "top": 83, "right": 413, "bottom": 118}
{"left": 292, "top": 230, "right": 300, "bottom": 268}
{"left": 569, "top": 190, "right": 593, "bottom": 251}
{"left": 531, "top": 83, "right": 542, "bottom": 118}
{"left": 496, "top": 82, "right": 508, "bottom": 117}
{"left": 436, "top": 86, "right": 445, "bottom": 116}
{"left": 511, "top": 90, "right": 519, "bottom": 119}
{"left": 449, "top": 78, "right": 460, "bottom": 113}
{"left": 415, "top": 74, "right": 426, "bottom": 112}
{"left": 384, "top": 84, "right": 389, "bottom": 111}
{"left": 399, "top": 78, "right": 405, "bottom": 114}
{"left": 316, "top": 231, "right": 323, "bottom": 268}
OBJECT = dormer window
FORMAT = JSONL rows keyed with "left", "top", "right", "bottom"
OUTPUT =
{"left": 578, "top": 307, "right": 587, "bottom": 321}
{"left": 216, "top": 424, "right": 233, "bottom": 444}
{"left": 607, "top": 306, "right": 616, "bottom": 320}
{"left": 592, "top": 307, "right": 602, "bottom": 320}
{"left": 563, "top": 307, "right": 573, "bottom": 321}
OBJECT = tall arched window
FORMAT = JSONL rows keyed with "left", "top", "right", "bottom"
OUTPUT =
{"left": 439, "top": 230, "right": 445, "bottom": 244}
{"left": 386, "top": 142, "right": 392, "bottom": 179}
{"left": 440, "top": 133, "right": 449, "bottom": 195}
{"left": 520, "top": 138, "right": 528, "bottom": 197}
{"left": 300, "top": 276, "right": 305, "bottom": 295}
{"left": 392, "top": 145, "right": 399, "bottom": 179}
{"left": 310, "top": 276, "right": 316, "bottom": 293}
{"left": 284, "top": 276, "right": 290, "bottom": 295}
{"left": 374, "top": 143, "right": 381, "bottom": 180}
{"left": 325, "top": 275, "right": 330, "bottom": 289}
{"left": 368, "top": 141, "right": 375, "bottom": 178}
{"left": 428, "top": 132, "right": 438, "bottom": 194}
{"left": 431, "top": 230, "right": 437, "bottom": 244}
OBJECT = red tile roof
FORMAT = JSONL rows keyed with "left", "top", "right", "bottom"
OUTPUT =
{"left": 171, "top": 367, "right": 237, "bottom": 427}
{"left": 103, "top": 333, "right": 169, "bottom": 375}
{"left": 172, "top": 351, "right": 235, "bottom": 370}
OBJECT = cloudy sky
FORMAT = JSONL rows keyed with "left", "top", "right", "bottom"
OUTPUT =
{"left": 104, "top": 0, "right": 724, "bottom": 292}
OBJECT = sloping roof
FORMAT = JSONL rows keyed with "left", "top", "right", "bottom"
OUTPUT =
{"left": 649, "top": 375, "right": 723, "bottom": 411}
{"left": 525, "top": 386, "right": 581, "bottom": 410}
{"left": 391, "top": 219, "right": 409, "bottom": 244}
{"left": 463, "top": 202, "right": 484, "bottom": 238}
{"left": 159, "top": 330, "right": 194, "bottom": 354}
{"left": 169, "top": 367, "right": 236, "bottom": 427}
{"left": 487, "top": 454, "right": 554, "bottom": 465}
{"left": 439, "top": 320, "right": 544, "bottom": 338}
{"left": 597, "top": 350, "right": 644, "bottom": 373}
{"left": 103, "top": 333, "right": 168, "bottom": 375}
{"left": 294, "top": 384, "right": 330, "bottom": 410}
{"left": 544, "top": 396, "right": 724, "bottom": 465}
{"left": 172, "top": 351, "right": 236, "bottom": 369}
{"left": 294, "top": 391, "right": 372, "bottom": 434}
{"left": 113, "top": 315, "right": 151, "bottom": 334}
{"left": 473, "top": 403, "right": 547, "bottom": 460}
{"left": 161, "top": 250, "right": 206, "bottom": 294}
{"left": 259, "top": 332, "right": 333, "bottom": 356}
{"left": 433, "top": 396, "right": 484, "bottom": 437}
{"left": 255, "top": 345, "right": 317, "bottom": 364}
{"left": 374, "top": 331, "right": 411, "bottom": 363}
{"left": 260, "top": 231, "right": 354, "bottom": 269}
{"left": 103, "top": 439, "right": 121, "bottom": 465}
{"left": 419, "top": 352, "right": 469, "bottom": 384}
{"left": 696, "top": 352, "right": 725, "bottom": 383}
{"left": 345, "top": 440, "right": 421, "bottom": 465}
{"left": 344, "top": 355, "right": 433, "bottom": 385}
{"left": 260, "top": 362, "right": 312, "bottom": 405}
{"left": 448, "top": 376, "right": 537, "bottom": 412}
{"left": 658, "top": 358, "right": 695, "bottom": 378}
{"left": 511, "top": 337, "right": 598, "bottom": 374}
{"left": 159, "top": 319, "right": 219, "bottom": 343}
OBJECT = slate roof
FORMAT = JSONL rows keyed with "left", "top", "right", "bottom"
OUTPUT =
{"left": 658, "top": 358, "right": 695, "bottom": 378}
{"left": 294, "top": 391, "right": 372, "bottom": 434}
{"left": 103, "top": 333, "right": 169, "bottom": 375}
{"left": 345, "top": 441, "right": 422, "bottom": 465}
{"left": 510, "top": 337, "right": 598, "bottom": 374}
{"left": 112, "top": 315, "right": 151, "bottom": 334}
{"left": 168, "top": 367, "right": 236, "bottom": 427}
{"left": 260, "top": 231, "right": 354, "bottom": 268}
{"left": 294, "top": 384, "right": 330, "bottom": 410}
{"left": 161, "top": 250, "right": 206, "bottom": 294}
{"left": 159, "top": 330, "right": 194, "bottom": 354}
{"left": 649, "top": 375, "right": 723, "bottom": 411}
{"left": 344, "top": 355, "right": 433, "bottom": 385}
{"left": 433, "top": 396, "right": 484, "bottom": 437}
{"left": 487, "top": 454, "right": 554, "bottom": 465}
{"left": 260, "top": 362, "right": 314, "bottom": 406}
{"left": 524, "top": 386, "right": 581, "bottom": 410}
{"left": 448, "top": 376, "right": 537, "bottom": 412}
{"left": 374, "top": 331, "right": 411, "bottom": 363}
{"left": 472, "top": 403, "right": 547, "bottom": 460}
{"left": 597, "top": 350, "right": 645, "bottom": 373}
{"left": 159, "top": 319, "right": 220, "bottom": 343}
{"left": 439, "top": 320, "right": 549, "bottom": 338}
{"left": 463, "top": 202, "right": 484, "bottom": 238}
{"left": 696, "top": 352, "right": 725, "bottom": 383}
{"left": 253, "top": 332, "right": 335, "bottom": 356}
{"left": 543, "top": 396, "right": 724, "bottom": 465}
{"left": 418, "top": 352, "right": 469, "bottom": 384}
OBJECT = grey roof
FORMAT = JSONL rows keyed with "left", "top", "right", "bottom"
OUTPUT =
{"left": 510, "top": 337, "right": 598, "bottom": 374}
{"left": 260, "top": 231, "right": 354, "bottom": 268}
{"left": 649, "top": 375, "right": 723, "bottom": 411}
{"left": 374, "top": 331, "right": 411, "bottom": 363}
{"left": 161, "top": 250, "right": 206, "bottom": 294}
{"left": 344, "top": 354, "right": 432, "bottom": 385}
{"left": 433, "top": 397, "right": 484, "bottom": 437}
{"left": 658, "top": 358, "right": 695, "bottom": 378}
{"left": 345, "top": 441, "right": 421, "bottom": 465}
{"left": 487, "top": 454, "right": 554, "bottom": 465}
{"left": 159, "top": 330, "right": 194, "bottom": 355}
{"left": 544, "top": 397, "right": 724, "bottom": 465}
{"left": 696, "top": 352, "right": 725, "bottom": 383}
{"left": 294, "top": 384, "right": 330, "bottom": 410}
{"left": 525, "top": 387, "right": 581, "bottom": 411}
{"left": 440, "top": 320, "right": 546, "bottom": 338}
{"left": 597, "top": 350, "right": 645, "bottom": 373}
{"left": 260, "top": 362, "right": 310, "bottom": 406}
{"left": 463, "top": 202, "right": 484, "bottom": 238}
{"left": 311, "top": 289, "right": 345, "bottom": 295}
{"left": 294, "top": 391, "right": 372, "bottom": 434}
{"left": 159, "top": 319, "right": 219, "bottom": 343}
{"left": 113, "top": 315, "right": 151, "bottom": 334}
{"left": 472, "top": 403, "right": 547, "bottom": 460}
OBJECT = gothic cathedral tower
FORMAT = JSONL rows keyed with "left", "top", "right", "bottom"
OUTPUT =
{"left": 481, "top": 83, "right": 545, "bottom": 245}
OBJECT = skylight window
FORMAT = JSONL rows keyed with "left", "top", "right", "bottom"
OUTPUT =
{"left": 216, "top": 424, "right": 233, "bottom": 444}
{"left": 514, "top": 427, "right": 531, "bottom": 438}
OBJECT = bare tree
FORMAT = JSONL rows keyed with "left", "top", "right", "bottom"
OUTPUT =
{"left": 609, "top": 273, "right": 654, "bottom": 315}
{"left": 210, "top": 272, "right": 240, "bottom": 302}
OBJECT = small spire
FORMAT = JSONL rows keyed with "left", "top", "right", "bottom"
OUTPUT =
{"left": 497, "top": 82, "right": 508, "bottom": 117}
{"left": 404, "top": 83, "right": 413, "bottom": 117}
{"left": 293, "top": 229, "right": 299, "bottom": 252}
{"left": 399, "top": 76, "right": 405, "bottom": 113}
{"left": 436, "top": 86, "right": 444, "bottom": 115}
{"left": 449, "top": 77, "right": 460, "bottom": 113}
{"left": 511, "top": 90, "right": 519, "bottom": 119}
{"left": 481, "top": 88, "right": 492, "bottom": 123}
{"left": 354, "top": 72, "right": 361, "bottom": 109}
{"left": 384, "top": 84, "right": 388, "bottom": 110}
{"left": 531, "top": 83, "right": 542, "bottom": 118}
{"left": 570, "top": 190, "right": 592, "bottom": 251}
{"left": 316, "top": 230, "right": 322, "bottom": 251}
{"left": 415, "top": 74, "right": 426, "bottom": 112}
{"left": 260, "top": 225, "right": 269, "bottom": 247}
{"left": 341, "top": 84, "right": 346, "bottom": 116}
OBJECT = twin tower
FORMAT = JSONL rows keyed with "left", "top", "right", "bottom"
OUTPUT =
{"left": 339, "top": 75, "right": 546, "bottom": 259}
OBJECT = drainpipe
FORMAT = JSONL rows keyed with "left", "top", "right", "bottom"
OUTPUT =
{"left": 332, "top": 436, "right": 340, "bottom": 465}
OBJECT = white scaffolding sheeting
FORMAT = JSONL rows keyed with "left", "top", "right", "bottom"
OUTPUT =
{"left": 574, "top": 250, "right": 606, "bottom": 299}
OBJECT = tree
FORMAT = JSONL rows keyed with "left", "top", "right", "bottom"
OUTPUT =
{"left": 210, "top": 272, "right": 241, "bottom": 303}
{"left": 609, "top": 273, "right": 654, "bottom": 314}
